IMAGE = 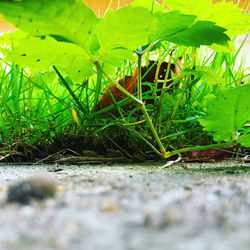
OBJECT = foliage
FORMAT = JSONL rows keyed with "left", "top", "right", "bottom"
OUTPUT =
{"left": 164, "top": 0, "right": 250, "bottom": 36}
{"left": 0, "top": 0, "right": 249, "bottom": 160}
{"left": 0, "top": 0, "right": 231, "bottom": 79}
{"left": 199, "top": 85, "right": 250, "bottom": 145}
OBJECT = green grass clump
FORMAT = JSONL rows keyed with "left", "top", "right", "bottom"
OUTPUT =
{"left": 0, "top": 36, "right": 248, "bottom": 161}
{"left": 0, "top": 0, "right": 249, "bottom": 161}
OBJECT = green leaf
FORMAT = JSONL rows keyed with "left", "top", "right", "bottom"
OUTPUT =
{"left": 183, "top": 66, "right": 225, "bottom": 86}
{"left": 97, "top": 47, "right": 136, "bottom": 75}
{"left": 208, "top": 41, "right": 235, "bottom": 53}
{"left": 164, "top": 0, "right": 212, "bottom": 18}
{"left": 201, "top": 1, "right": 250, "bottom": 36}
{"left": 151, "top": 11, "right": 196, "bottom": 41}
{"left": 5, "top": 36, "right": 94, "bottom": 81}
{"left": 100, "top": 48, "right": 136, "bottom": 66}
{"left": 164, "top": 0, "right": 250, "bottom": 37}
{"left": 96, "top": 6, "right": 153, "bottom": 53}
{"left": 199, "top": 85, "right": 250, "bottom": 142}
{"left": 166, "top": 21, "right": 230, "bottom": 47}
{"left": 0, "top": 0, "right": 97, "bottom": 50}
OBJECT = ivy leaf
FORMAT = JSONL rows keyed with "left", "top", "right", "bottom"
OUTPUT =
{"left": 151, "top": 11, "right": 196, "bottom": 41}
{"left": 166, "top": 21, "right": 230, "bottom": 47}
{"left": 5, "top": 36, "right": 94, "bottom": 81}
{"left": 0, "top": 0, "right": 97, "bottom": 50}
{"left": 182, "top": 66, "right": 224, "bottom": 86}
{"left": 96, "top": 6, "right": 153, "bottom": 53}
{"left": 199, "top": 85, "right": 250, "bottom": 142}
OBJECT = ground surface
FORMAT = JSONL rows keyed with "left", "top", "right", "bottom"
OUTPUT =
{"left": 0, "top": 161, "right": 250, "bottom": 250}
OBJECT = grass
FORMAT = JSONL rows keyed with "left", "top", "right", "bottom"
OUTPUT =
{"left": 0, "top": 33, "right": 249, "bottom": 162}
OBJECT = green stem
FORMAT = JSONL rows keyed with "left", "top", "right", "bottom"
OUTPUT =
{"left": 94, "top": 61, "right": 142, "bottom": 105}
{"left": 129, "top": 128, "right": 163, "bottom": 157}
{"left": 91, "top": 47, "right": 166, "bottom": 157}
{"left": 140, "top": 103, "right": 166, "bottom": 155}
{"left": 164, "top": 141, "right": 237, "bottom": 159}
{"left": 137, "top": 52, "right": 143, "bottom": 101}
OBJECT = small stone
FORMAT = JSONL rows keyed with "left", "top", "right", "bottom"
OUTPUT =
{"left": 184, "top": 185, "right": 192, "bottom": 191}
{"left": 225, "top": 170, "right": 235, "bottom": 175}
{"left": 7, "top": 175, "right": 57, "bottom": 204}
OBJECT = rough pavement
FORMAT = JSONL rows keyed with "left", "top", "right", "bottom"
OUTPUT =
{"left": 0, "top": 161, "right": 249, "bottom": 250}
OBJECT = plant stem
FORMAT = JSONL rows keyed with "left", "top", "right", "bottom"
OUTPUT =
{"left": 94, "top": 61, "right": 142, "bottom": 105}
{"left": 140, "top": 102, "right": 166, "bottom": 155}
{"left": 137, "top": 52, "right": 143, "bottom": 101}
{"left": 129, "top": 128, "right": 163, "bottom": 157}
{"left": 164, "top": 141, "right": 237, "bottom": 159}
{"left": 94, "top": 59, "right": 167, "bottom": 156}
{"left": 89, "top": 47, "right": 167, "bottom": 157}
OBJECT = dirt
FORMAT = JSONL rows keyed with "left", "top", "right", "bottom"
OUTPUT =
{"left": 0, "top": 161, "right": 250, "bottom": 250}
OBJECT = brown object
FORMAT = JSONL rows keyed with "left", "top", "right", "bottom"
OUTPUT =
{"left": 181, "top": 147, "right": 233, "bottom": 162}
{"left": 95, "top": 59, "right": 183, "bottom": 112}
{"left": 95, "top": 71, "right": 138, "bottom": 111}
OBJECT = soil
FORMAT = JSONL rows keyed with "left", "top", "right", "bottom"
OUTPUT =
{"left": 0, "top": 132, "right": 159, "bottom": 163}
{"left": 0, "top": 161, "right": 250, "bottom": 250}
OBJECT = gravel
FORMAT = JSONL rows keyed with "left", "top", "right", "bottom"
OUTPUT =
{"left": 0, "top": 161, "right": 249, "bottom": 250}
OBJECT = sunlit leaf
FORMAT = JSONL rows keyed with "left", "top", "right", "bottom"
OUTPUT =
{"left": 166, "top": 21, "right": 230, "bottom": 47}
{"left": 151, "top": 11, "right": 196, "bottom": 41}
{"left": 164, "top": 0, "right": 212, "bottom": 18}
{"left": 96, "top": 6, "right": 154, "bottom": 53}
{"left": 99, "top": 48, "right": 136, "bottom": 75}
{"left": 208, "top": 41, "right": 235, "bottom": 53}
{"left": 202, "top": 1, "right": 250, "bottom": 36}
{"left": 0, "top": 0, "right": 97, "bottom": 50}
{"left": 164, "top": 0, "right": 250, "bottom": 37}
{"left": 183, "top": 66, "right": 225, "bottom": 86}
{"left": 199, "top": 84, "right": 250, "bottom": 142}
{"left": 6, "top": 36, "right": 94, "bottom": 81}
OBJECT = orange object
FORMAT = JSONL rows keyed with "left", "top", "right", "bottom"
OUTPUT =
{"left": 95, "top": 59, "right": 184, "bottom": 112}
{"left": 95, "top": 69, "right": 138, "bottom": 111}
{"left": 180, "top": 146, "right": 234, "bottom": 162}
